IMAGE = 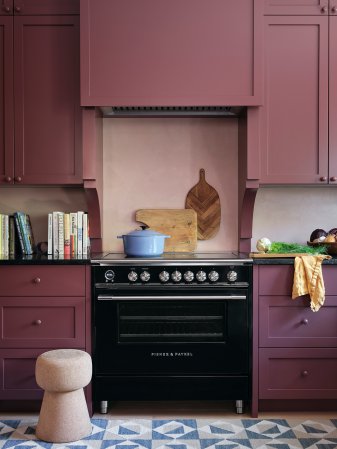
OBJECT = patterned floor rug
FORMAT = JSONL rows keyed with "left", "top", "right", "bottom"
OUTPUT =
{"left": 0, "top": 418, "right": 337, "bottom": 449}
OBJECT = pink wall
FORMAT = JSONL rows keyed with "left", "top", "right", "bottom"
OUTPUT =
{"left": 102, "top": 117, "right": 239, "bottom": 252}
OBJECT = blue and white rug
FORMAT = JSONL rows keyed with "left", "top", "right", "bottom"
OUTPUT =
{"left": 0, "top": 418, "right": 337, "bottom": 449}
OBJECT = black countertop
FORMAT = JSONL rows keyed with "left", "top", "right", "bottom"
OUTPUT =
{"left": 0, "top": 254, "right": 91, "bottom": 265}
{"left": 252, "top": 256, "right": 337, "bottom": 265}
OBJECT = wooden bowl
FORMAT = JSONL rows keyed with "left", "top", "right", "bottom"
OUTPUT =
{"left": 307, "top": 241, "right": 337, "bottom": 255}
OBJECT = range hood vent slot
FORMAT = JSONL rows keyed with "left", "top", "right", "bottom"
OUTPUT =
{"left": 100, "top": 106, "right": 243, "bottom": 118}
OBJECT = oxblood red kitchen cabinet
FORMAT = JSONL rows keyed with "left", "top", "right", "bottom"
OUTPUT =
{"left": 253, "top": 264, "right": 337, "bottom": 414}
{"left": 264, "top": 0, "right": 334, "bottom": 15}
{"left": 0, "top": 8, "right": 82, "bottom": 185}
{"left": 0, "top": 265, "right": 91, "bottom": 404}
{"left": 80, "top": 0, "right": 263, "bottom": 107}
{"left": 0, "top": 0, "right": 79, "bottom": 15}
{"left": 256, "top": 9, "right": 337, "bottom": 185}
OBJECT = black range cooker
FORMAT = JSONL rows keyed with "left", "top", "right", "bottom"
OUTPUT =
{"left": 91, "top": 252, "right": 253, "bottom": 414}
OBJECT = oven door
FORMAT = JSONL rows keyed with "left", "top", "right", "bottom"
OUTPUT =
{"left": 94, "top": 286, "right": 250, "bottom": 376}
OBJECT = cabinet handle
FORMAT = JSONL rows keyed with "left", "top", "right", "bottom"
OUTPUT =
{"left": 301, "top": 370, "right": 309, "bottom": 377}
{"left": 301, "top": 318, "right": 309, "bottom": 325}
{"left": 332, "top": 6, "right": 337, "bottom": 13}
{"left": 321, "top": 5, "right": 328, "bottom": 12}
{"left": 15, "top": 176, "right": 22, "bottom": 183}
{"left": 33, "top": 277, "right": 41, "bottom": 284}
{"left": 5, "top": 176, "right": 12, "bottom": 183}
{"left": 14, "top": 5, "right": 21, "bottom": 12}
{"left": 34, "top": 319, "right": 42, "bottom": 325}
{"left": 330, "top": 176, "right": 337, "bottom": 182}
{"left": 320, "top": 176, "right": 327, "bottom": 182}
{"left": 2, "top": 5, "right": 11, "bottom": 12}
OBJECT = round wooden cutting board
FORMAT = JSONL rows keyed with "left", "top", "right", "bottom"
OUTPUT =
{"left": 185, "top": 169, "right": 221, "bottom": 240}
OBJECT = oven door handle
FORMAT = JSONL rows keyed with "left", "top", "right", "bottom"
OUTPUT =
{"left": 97, "top": 295, "right": 246, "bottom": 301}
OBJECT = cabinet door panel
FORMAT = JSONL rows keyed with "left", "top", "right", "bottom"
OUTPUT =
{"left": 259, "top": 295, "right": 337, "bottom": 347}
{"left": 0, "top": 16, "right": 14, "bottom": 184}
{"left": 259, "top": 348, "right": 337, "bottom": 399}
{"left": 14, "top": 16, "right": 82, "bottom": 184}
{"left": 260, "top": 16, "right": 329, "bottom": 184}
{"left": 81, "top": 0, "right": 263, "bottom": 106}
{"left": 329, "top": 17, "right": 337, "bottom": 182}
{"left": 0, "top": 297, "right": 85, "bottom": 348}
{"left": 13, "top": 0, "right": 79, "bottom": 15}
{"left": 264, "top": 0, "right": 327, "bottom": 15}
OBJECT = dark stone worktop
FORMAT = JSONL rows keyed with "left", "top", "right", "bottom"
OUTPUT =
{"left": 0, "top": 254, "right": 91, "bottom": 265}
{"left": 252, "top": 256, "right": 337, "bottom": 265}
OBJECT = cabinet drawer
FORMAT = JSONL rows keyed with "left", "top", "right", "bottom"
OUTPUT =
{"left": 0, "top": 297, "right": 85, "bottom": 348}
{"left": 259, "top": 295, "right": 337, "bottom": 347}
{"left": 259, "top": 348, "right": 337, "bottom": 399}
{"left": 259, "top": 265, "right": 337, "bottom": 296}
{"left": 0, "top": 349, "right": 44, "bottom": 400}
{"left": 0, "top": 266, "right": 85, "bottom": 296}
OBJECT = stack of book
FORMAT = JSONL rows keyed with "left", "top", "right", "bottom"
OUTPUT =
{"left": 48, "top": 211, "right": 90, "bottom": 257}
{"left": 0, "top": 212, "right": 35, "bottom": 256}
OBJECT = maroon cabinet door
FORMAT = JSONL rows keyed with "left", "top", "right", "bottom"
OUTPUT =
{"left": 329, "top": 17, "right": 337, "bottom": 182}
{"left": 259, "top": 15, "right": 329, "bottom": 184}
{"left": 80, "top": 0, "right": 263, "bottom": 107}
{"left": 0, "top": 0, "right": 79, "bottom": 15}
{"left": 0, "top": 16, "right": 14, "bottom": 185}
{"left": 14, "top": 15, "right": 82, "bottom": 184}
{"left": 264, "top": 0, "right": 329, "bottom": 15}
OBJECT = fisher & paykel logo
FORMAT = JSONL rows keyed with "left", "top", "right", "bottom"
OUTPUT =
{"left": 150, "top": 352, "right": 193, "bottom": 357}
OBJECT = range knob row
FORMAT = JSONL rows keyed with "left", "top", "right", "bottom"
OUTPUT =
{"left": 127, "top": 269, "right": 224, "bottom": 283}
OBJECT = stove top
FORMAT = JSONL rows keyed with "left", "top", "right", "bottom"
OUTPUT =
{"left": 91, "top": 251, "right": 252, "bottom": 265}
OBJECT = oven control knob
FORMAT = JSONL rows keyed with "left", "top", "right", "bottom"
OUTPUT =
{"left": 128, "top": 271, "right": 138, "bottom": 282}
{"left": 184, "top": 270, "right": 194, "bottom": 282}
{"left": 196, "top": 270, "right": 207, "bottom": 282}
{"left": 227, "top": 270, "right": 238, "bottom": 282}
{"left": 171, "top": 270, "right": 182, "bottom": 283}
{"left": 159, "top": 271, "right": 170, "bottom": 283}
{"left": 208, "top": 270, "right": 219, "bottom": 282}
{"left": 105, "top": 270, "right": 115, "bottom": 281}
{"left": 140, "top": 271, "right": 150, "bottom": 282}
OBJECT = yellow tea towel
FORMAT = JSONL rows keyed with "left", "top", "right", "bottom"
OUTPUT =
{"left": 292, "top": 254, "right": 331, "bottom": 312}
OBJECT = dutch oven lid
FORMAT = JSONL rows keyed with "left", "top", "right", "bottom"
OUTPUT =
{"left": 119, "top": 226, "right": 170, "bottom": 238}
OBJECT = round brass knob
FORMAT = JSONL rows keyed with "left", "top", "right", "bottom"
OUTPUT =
{"left": 332, "top": 6, "right": 337, "bottom": 13}
{"left": 34, "top": 319, "right": 42, "bottom": 325}
{"left": 330, "top": 176, "right": 337, "bottom": 182}
{"left": 321, "top": 5, "right": 328, "bottom": 12}
{"left": 301, "top": 318, "right": 309, "bottom": 325}
{"left": 320, "top": 176, "right": 327, "bottom": 182}
{"left": 3, "top": 6, "right": 10, "bottom": 12}
{"left": 15, "top": 176, "right": 22, "bottom": 182}
{"left": 33, "top": 277, "right": 41, "bottom": 284}
{"left": 301, "top": 370, "right": 309, "bottom": 377}
{"left": 14, "top": 5, "right": 21, "bottom": 12}
{"left": 5, "top": 176, "right": 12, "bottom": 183}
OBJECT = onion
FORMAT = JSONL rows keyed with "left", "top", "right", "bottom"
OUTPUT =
{"left": 309, "top": 228, "right": 327, "bottom": 242}
{"left": 256, "top": 237, "right": 272, "bottom": 252}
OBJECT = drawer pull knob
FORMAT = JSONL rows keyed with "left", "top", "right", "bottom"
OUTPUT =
{"left": 33, "top": 277, "right": 41, "bottom": 284}
{"left": 301, "top": 370, "right": 309, "bottom": 377}
{"left": 34, "top": 319, "right": 42, "bottom": 325}
{"left": 301, "top": 318, "right": 309, "bottom": 325}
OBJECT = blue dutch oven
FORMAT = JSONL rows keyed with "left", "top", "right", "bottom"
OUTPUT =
{"left": 118, "top": 227, "right": 170, "bottom": 257}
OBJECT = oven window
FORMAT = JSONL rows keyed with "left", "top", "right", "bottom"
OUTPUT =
{"left": 118, "top": 301, "right": 226, "bottom": 343}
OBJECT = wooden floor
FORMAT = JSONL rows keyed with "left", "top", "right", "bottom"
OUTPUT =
{"left": 1, "top": 401, "right": 336, "bottom": 420}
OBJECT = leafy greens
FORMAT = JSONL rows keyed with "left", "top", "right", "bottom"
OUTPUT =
{"left": 268, "top": 241, "right": 327, "bottom": 255}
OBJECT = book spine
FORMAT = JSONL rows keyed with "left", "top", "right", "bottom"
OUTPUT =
{"left": 9, "top": 215, "right": 15, "bottom": 256}
{"left": 0, "top": 214, "right": 2, "bottom": 255}
{"left": 58, "top": 212, "right": 64, "bottom": 256}
{"left": 52, "top": 211, "right": 59, "bottom": 256}
{"left": 14, "top": 213, "right": 26, "bottom": 255}
{"left": 47, "top": 213, "right": 53, "bottom": 255}
{"left": 82, "top": 213, "right": 88, "bottom": 257}
{"left": 3, "top": 215, "right": 9, "bottom": 256}
{"left": 77, "top": 211, "right": 84, "bottom": 256}
{"left": 70, "top": 212, "right": 77, "bottom": 256}
{"left": 18, "top": 212, "right": 31, "bottom": 254}
{"left": 87, "top": 215, "right": 90, "bottom": 255}
{"left": 64, "top": 213, "right": 71, "bottom": 257}
{"left": 25, "top": 214, "right": 35, "bottom": 254}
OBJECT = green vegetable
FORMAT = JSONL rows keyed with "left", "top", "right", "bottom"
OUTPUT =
{"left": 268, "top": 241, "right": 327, "bottom": 255}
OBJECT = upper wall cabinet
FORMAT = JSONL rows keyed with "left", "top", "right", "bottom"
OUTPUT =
{"left": 0, "top": 0, "right": 79, "bottom": 15}
{"left": 256, "top": 13, "right": 337, "bottom": 185}
{"left": 0, "top": 5, "right": 82, "bottom": 185}
{"left": 264, "top": 0, "right": 333, "bottom": 15}
{"left": 80, "top": 0, "right": 263, "bottom": 107}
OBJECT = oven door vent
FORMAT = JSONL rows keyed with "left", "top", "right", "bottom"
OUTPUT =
{"left": 100, "top": 106, "right": 242, "bottom": 118}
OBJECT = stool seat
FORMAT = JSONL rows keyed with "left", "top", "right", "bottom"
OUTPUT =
{"left": 35, "top": 349, "right": 92, "bottom": 443}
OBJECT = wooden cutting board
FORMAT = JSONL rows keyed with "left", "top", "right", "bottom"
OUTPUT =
{"left": 185, "top": 169, "right": 221, "bottom": 240}
{"left": 135, "top": 209, "right": 197, "bottom": 252}
{"left": 250, "top": 252, "right": 312, "bottom": 258}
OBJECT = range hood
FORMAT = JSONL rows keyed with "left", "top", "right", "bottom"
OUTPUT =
{"left": 100, "top": 106, "right": 243, "bottom": 118}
